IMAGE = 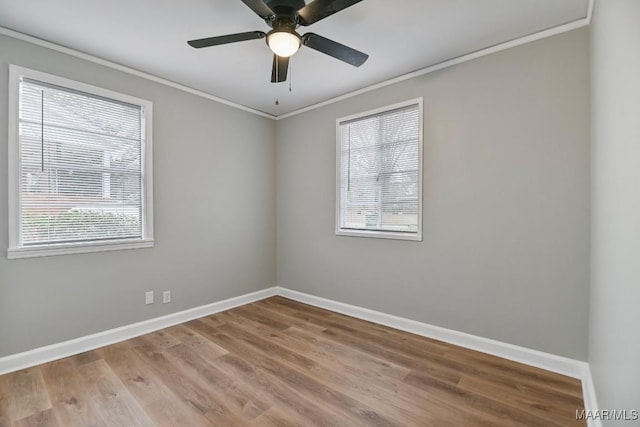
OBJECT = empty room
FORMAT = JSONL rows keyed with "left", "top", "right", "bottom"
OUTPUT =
{"left": 0, "top": 0, "right": 638, "bottom": 426}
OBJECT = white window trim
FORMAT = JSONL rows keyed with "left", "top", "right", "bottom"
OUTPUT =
{"left": 7, "top": 65, "right": 154, "bottom": 259}
{"left": 335, "top": 98, "right": 423, "bottom": 241}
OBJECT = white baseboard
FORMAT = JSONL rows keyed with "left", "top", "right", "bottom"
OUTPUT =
{"left": 276, "top": 287, "right": 601, "bottom": 422}
{"left": 0, "top": 287, "right": 277, "bottom": 375}
{"left": 276, "top": 287, "right": 588, "bottom": 380}
{"left": 0, "top": 284, "right": 600, "bottom": 422}
{"left": 581, "top": 366, "right": 602, "bottom": 427}
{"left": 276, "top": 287, "right": 604, "bottom": 423}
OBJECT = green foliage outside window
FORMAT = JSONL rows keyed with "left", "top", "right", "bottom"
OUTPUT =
{"left": 22, "top": 210, "right": 140, "bottom": 244}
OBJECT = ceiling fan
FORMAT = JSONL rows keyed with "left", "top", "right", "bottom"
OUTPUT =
{"left": 187, "top": 0, "right": 369, "bottom": 83}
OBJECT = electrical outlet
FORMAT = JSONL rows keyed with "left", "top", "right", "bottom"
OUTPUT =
{"left": 163, "top": 290, "right": 171, "bottom": 304}
{"left": 145, "top": 291, "right": 154, "bottom": 305}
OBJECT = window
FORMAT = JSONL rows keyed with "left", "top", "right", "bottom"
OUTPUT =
{"left": 8, "top": 65, "right": 153, "bottom": 259}
{"left": 336, "top": 99, "right": 423, "bottom": 240}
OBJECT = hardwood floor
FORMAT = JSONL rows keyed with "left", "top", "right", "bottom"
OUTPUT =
{"left": 0, "top": 296, "right": 585, "bottom": 426}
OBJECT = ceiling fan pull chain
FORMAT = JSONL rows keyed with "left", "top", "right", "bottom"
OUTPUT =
{"left": 289, "top": 60, "right": 292, "bottom": 92}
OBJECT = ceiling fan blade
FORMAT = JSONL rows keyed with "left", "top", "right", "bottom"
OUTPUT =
{"left": 302, "top": 33, "right": 368, "bottom": 67}
{"left": 271, "top": 55, "right": 290, "bottom": 83}
{"left": 297, "top": 0, "right": 363, "bottom": 26}
{"left": 240, "top": 0, "right": 275, "bottom": 19}
{"left": 188, "top": 31, "right": 266, "bottom": 48}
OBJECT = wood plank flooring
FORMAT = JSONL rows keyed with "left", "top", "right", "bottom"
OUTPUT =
{"left": 0, "top": 296, "right": 585, "bottom": 426}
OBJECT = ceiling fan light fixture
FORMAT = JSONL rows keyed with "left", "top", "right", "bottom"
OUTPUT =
{"left": 187, "top": 0, "right": 370, "bottom": 83}
{"left": 267, "top": 31, "right": 301, "bottom": 57}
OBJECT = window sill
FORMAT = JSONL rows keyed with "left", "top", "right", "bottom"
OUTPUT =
{"left": 336, "top": 229, "right": 422, "bottom": 241}
{"left": 7, "top": 239, "right": 154, "bottom": 259}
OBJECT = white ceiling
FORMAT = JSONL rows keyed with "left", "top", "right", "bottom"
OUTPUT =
{"left": 0, "top": 0, "right": 589, "bottom": 117}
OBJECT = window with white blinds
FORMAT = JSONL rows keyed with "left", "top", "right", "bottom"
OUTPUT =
{"left": 8, "top": 66, "right": 153, "bottom": 259}
{"left": 336, "top": 99, "right": 422, "bottom": 240}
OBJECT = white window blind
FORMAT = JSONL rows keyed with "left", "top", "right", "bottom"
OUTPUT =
{"left": 8, "top": 66, "right": 153, "bottom": 258}
{"left": 337, "top": 100, "right": 422, "bottom": 240}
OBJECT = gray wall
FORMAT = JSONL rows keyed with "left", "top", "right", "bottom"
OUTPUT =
{"left": 1, "top": 27, "right": 593, "bottom": 362}
{"left": 0, "top": 34, "right": 277, "bottom": 357}
{"left": 589, "top": 0, "right": 640, "bottom": 420}
{"left": 277, "top": 29, "right": 590, "bottom": 359}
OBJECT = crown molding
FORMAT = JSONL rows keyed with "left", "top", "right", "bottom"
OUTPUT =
{"left": 1, "top": 0, "right": 593, "bottom": 121}
{"left": 0, "top": 26, "right": 276, "bottom": 120}
{"left": 276, "top": 15, "right": 592, "bottom": 120}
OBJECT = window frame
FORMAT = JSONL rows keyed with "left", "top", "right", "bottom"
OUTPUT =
{"left": 7, "top": 65, "right": 154, "bottom": 259}
{"left": 335, "top": 98, "right": 423, "bottom": 241}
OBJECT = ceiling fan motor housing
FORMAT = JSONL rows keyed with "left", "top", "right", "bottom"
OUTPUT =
{"left": 266, "top": 18, "right": 301, "bottom": 46}
{"left": 264, "top": 0, "right": 306, "bottom": 22}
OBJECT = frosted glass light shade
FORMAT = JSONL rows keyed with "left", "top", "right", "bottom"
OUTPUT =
{"left": 268, "top": 32, "right": 300, "bottom": 57}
